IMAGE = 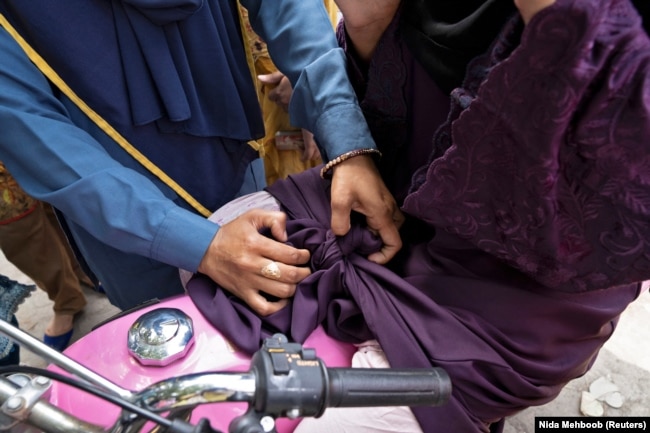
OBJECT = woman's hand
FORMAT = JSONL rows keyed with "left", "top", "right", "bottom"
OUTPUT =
{"left": 330, "top": 154, "right": 404, "bottom": 264}
{"left": 301, "top": 129, "right": 321, "bottom": 162}
{"left": 258, "top": 72, "right": 321, "bottom": 161}
{"left": 258, "top": 71, "right": 292, "bottom": 112}
{"left": 198, "top": 209, "right": 311, "bottom": 316}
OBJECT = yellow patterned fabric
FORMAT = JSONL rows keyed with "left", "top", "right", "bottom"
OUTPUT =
{"left": 238, "top": 2, "right": 338, "bottom": 185}
{"left": 0, "top": 162, "right": 37, "bottom": 224}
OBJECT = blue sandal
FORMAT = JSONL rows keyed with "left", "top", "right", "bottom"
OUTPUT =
{"left": 43, "top": 328, "right": 74, "bottom": 352}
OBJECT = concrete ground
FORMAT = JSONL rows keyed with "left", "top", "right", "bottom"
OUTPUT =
{"left": 2, "top": 251, "right": 649, "bottom": 432}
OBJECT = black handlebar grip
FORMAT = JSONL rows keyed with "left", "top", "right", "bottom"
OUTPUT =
{"left": 326, "top": 367, "right": 452, "bottom": 409}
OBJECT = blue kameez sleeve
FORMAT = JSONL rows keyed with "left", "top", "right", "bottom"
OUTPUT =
{"left": 0, "top": 27, "right": 217, "bottom": 273}
{"left": 240, "top": 0, "right": 377, "bottom": 161}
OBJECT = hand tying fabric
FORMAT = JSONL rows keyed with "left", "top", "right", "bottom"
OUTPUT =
{"left": 330, "top": 155, "right": 404, "bottom": 264}
{"left": 197, "top": 208, "right": 311, "bottom": 316}
{"left": 259, "top": 73, "right": 402, "bottom": 264}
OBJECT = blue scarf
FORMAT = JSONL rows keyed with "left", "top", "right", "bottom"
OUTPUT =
{"left": 1, "top": 0, "right": 264, "bottom": 140}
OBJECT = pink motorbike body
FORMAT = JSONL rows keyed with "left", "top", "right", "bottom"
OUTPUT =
{"left": 49, "top": 295, "right": 356, "bottom": 432}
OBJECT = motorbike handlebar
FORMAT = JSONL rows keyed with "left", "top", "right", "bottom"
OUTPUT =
{"left": 327, "top": 366, "right": 451, "bottom": 409}
{"left": 0, "top": 321, "right": 452, "bottom": 433}
{"left": 241, "top": 334, "right": 451, "bottom": 426}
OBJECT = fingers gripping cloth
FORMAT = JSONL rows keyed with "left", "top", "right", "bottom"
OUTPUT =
{"left": 0, "top": 275, "right": 36, "bottom": 358}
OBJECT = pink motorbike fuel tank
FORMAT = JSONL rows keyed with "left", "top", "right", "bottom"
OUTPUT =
{"left": 48, "top": 295, "right": 355, "bottom": 432}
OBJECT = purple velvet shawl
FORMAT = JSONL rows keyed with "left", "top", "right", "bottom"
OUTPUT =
{"left": 406, "top": 0, "right": 650, "bottom": 293}
{"left": 188, "top": 0, "right": 647, "bottom": 431}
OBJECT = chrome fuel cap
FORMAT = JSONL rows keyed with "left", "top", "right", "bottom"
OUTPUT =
{"left": 127, "top": 308, "right": 195, "bottom": 366}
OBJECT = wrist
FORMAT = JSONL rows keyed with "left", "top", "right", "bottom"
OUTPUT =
{"left": 320, "top": 148, "right": 382, "bottom": 179}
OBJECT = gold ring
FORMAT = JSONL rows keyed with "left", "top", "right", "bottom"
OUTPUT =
{"left": 261, "top": 261, "right": 281, "bottom": 280}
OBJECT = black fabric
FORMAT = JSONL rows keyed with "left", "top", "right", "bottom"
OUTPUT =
{"left": 632, "top": 0, "right": 650, "bottom": 34}
{"left": 399, "top": 0, "right": 517, "bottom": 94}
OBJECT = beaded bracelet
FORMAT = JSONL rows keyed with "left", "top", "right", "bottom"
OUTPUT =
{"left": 320, "top": 148, "right": 382, "bottom": 179}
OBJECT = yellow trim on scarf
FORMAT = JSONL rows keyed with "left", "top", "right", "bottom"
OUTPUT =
{"left": 0, "top": 13, "right": 212, "bottom": 217}
{"left": 236, "top": 3, "right": 263, "bottom": 153}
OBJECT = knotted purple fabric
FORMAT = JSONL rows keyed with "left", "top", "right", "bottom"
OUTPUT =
{"left": 187, "top": 168, "right": 640, "bottom": 432}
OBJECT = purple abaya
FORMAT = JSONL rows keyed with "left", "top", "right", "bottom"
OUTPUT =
{"left": 188, "top": 0, "right": 648, "bottom": 431}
